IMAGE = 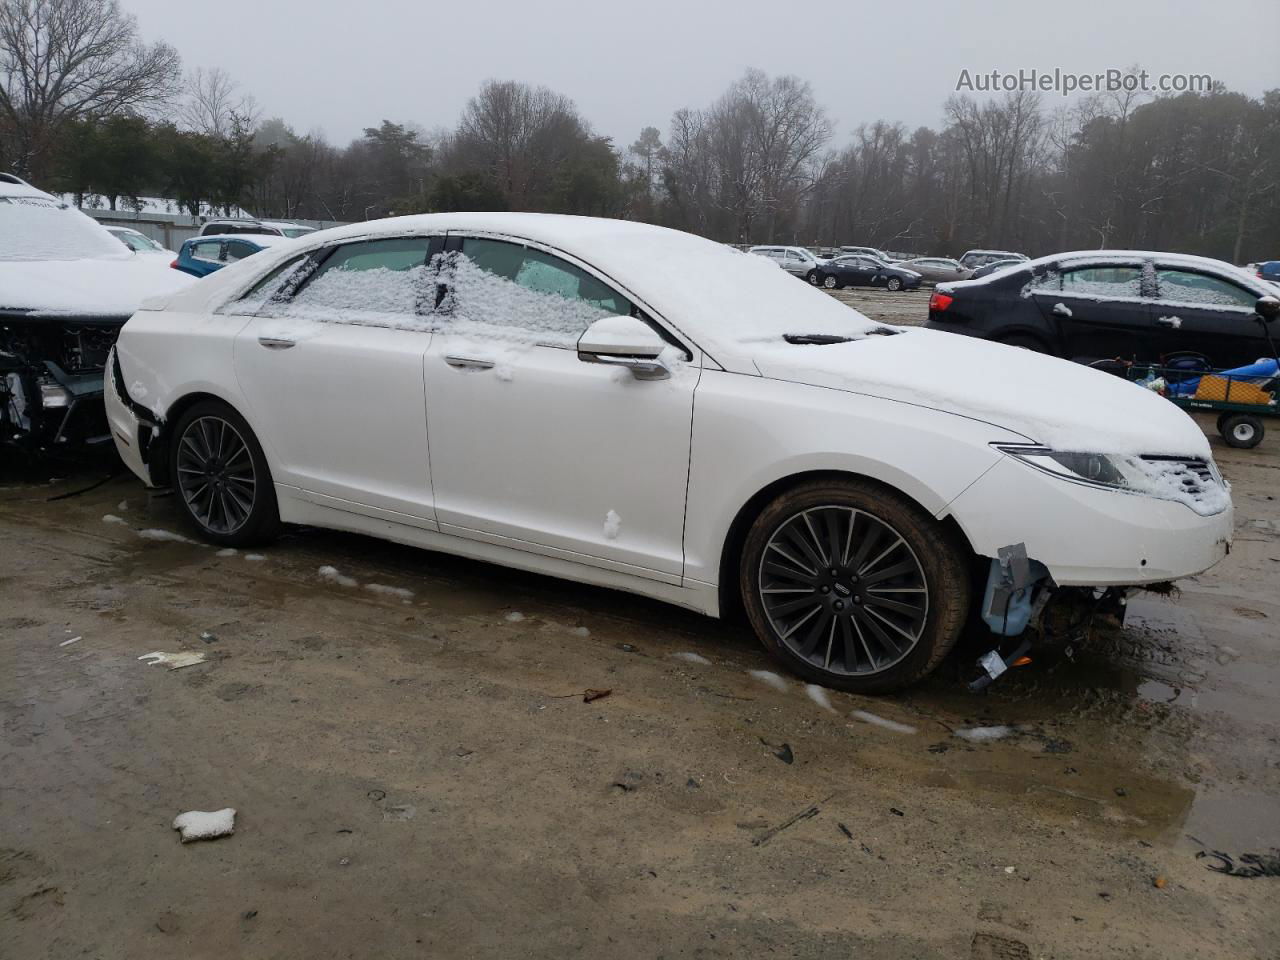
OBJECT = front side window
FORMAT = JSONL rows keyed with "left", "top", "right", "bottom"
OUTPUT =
{"left": 440, "top": 237, "right": 632, "bottom": 346}
{"left": 282, "top": 236, "right": 434, "bottom": 323}
{"left": 1155, "top": 269, "right": 1256, "bottom": 309}
{"left": 223, "top": 254, "right": 309, "bottom": 313}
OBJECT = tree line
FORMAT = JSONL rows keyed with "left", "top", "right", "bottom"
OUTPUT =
{"left": 3, "top": 0, "right": 1277, "bottom": 262}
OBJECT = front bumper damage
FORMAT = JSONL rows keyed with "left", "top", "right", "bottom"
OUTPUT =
{"left": 1, "top": 313, "right": 127, "bottom": 449}
{"left": 104, "top": 347, "right": 162, "bottom": 484}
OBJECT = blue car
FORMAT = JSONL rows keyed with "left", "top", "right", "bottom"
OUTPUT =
{"left": 1255, "top": 261, "right": 1280, "bottom": 288}
{"left": 172, "top": 234, "right": 288, "bottom": 277}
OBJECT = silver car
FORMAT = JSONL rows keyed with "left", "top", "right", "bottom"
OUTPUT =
{"left": 748, "top": 245, "right": 825, "bottom": 281}
{"left": 897, "top": 257, "right": 973, "bottom": 284}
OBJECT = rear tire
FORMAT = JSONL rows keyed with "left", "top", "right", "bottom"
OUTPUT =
{"left": 806, "top": 270, "right": 819, "bottom": 285}
{"left": 823, "top": 275, "right": 840, "bottom": 290}
{"left": 739, "top": 479, "right": 970, "bottom": 694}
{"left": 168, "top": 399, "right": 281, "bottom": 546}
{"left": 1220, "top": 413, "right": 1264, "bottom": 449}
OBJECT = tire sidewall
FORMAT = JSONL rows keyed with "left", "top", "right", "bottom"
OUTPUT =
{"left": 739, "top": 480, "right": 969, "bottom": 694}
{"left": 168, "top": 399, "right": 280, "bottom": 546}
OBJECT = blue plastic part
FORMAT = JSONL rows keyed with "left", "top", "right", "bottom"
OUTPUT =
{"left": 981, "top": 556, "right": 1049, "bottom": 636}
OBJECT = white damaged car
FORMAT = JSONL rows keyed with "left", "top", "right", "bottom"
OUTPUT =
{"left": 106, "top": 214, "right": 1232, "bottom": 692}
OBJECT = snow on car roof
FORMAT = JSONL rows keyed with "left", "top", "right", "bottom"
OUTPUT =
{"left": 942, "top": 249, "right": 1273, "bottom": 294}
{"left": 190, "top": 233, "right": 294, "bottom": 247}
{"left": 171, "top": 213, "right": 881, "bottom": 356}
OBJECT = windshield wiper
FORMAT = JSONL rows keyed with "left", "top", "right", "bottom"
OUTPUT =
{"left": 783, "top": 334, "right": 856, "bottom": 345}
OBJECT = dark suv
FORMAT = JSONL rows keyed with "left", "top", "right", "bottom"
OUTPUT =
{"left": 925, "top": 251, "right": 1279, "bottom": 368}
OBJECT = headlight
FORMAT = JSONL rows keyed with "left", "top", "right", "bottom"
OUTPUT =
{"left": 994, "top": 444, "right": 1228, "bottom": 516}
{"left": 39, "top": 382, "right": 71, "bottom": 408}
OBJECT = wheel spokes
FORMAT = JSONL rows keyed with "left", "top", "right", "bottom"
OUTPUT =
{"left": 177, "top": 416, "right": 256, "bottom": 535}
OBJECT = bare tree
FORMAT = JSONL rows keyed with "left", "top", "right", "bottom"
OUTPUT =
{"left": 0, "top": 0, "right": 180, "bottom": 177}
{"left": 179, "top": 66, "right": 257, "bottom": 139}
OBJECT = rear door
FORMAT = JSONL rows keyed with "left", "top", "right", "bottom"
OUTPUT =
{"left": 1147, "top": 266, "right": 1271, "bottom": 368}
{"left": 231, "top": 234, "right": 441, "bottom": 526}
{"left": 1027, "top": 261, "right": 1150, "bottom": 360}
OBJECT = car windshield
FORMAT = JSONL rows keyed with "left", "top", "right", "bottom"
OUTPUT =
{"left": 118, "top": 231, "right": 164, "bottom": 252}
{"left": 0, "top": 196, "right": 125, "bottom": 261}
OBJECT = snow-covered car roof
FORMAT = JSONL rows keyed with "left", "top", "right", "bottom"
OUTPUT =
{"left": 961, "top": 249, "right": 1027, "bottom": 258}
{"left": 941, "top": 249, "right": 1276, "bottom": 296}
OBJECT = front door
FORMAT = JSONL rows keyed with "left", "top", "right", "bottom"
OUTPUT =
{"left": 1146, "top": 266, "right": 1273, "bottom": 368}
{"left": 231, "top": 235, "right": 439, "bottom": 525}
{"left": 422, "top": 234, "right": 700, "bottom": 581}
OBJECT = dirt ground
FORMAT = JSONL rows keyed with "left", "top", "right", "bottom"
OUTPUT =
{"left": 3, "top": 293, "right": 1278, "bottom": 958}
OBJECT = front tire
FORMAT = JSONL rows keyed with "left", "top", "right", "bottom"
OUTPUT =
{"left": 886, "top": 277, "right": 902, "bottom": 292}
{"left": 739, "top": 479, "right": 969, "bottom": 694}
{"left": 169, "top": 399, "right": 281, "bottom": 546}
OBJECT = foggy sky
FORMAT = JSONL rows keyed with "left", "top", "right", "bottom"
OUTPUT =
{"left": 122, "top": 0, "right": 1278, "bottom": 149}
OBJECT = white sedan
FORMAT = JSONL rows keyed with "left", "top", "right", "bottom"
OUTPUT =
{"left": 106, "top": 214, "right": 1232, "bottom": 692}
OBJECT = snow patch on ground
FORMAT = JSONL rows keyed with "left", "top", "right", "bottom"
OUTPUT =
{"left": 102, "top": 514, "right": 127, "bottom": 526}
{"left": 138, "top": 650, "right": 206, "bottom": 670}
{"left": 747, "top": 669, "right": 788, "bottom": 693}
{"left": 364, "top": 583, "right": 414, "bottom": 602}
{"left": 244, "top": 553, "right": 266, "bottom": 562}
{"left": 117, "top": 500, "right": 129, "bottom": 512}
{"left": 318, "top": 565, "right": 358, "bottom": 588}
{"left": 569, "top": 626, "right": 591, "bottom": 637}
{"left": 955, "top": 724, "right": 1017, "bottom": 742}
{"left": 138, "top": 528, "right": 193, "bottom": 544}
{"left": 850, "top": 710, "right": 918, "bottom": 735}
{"left": 172, "top": 808, "right": 235, "bottom": 843}
{"left": 805, "top": 684, "right": 836, "bottom": 712}
{"left": 603, "top": 510, "right": 621, "bottom": 541}
{"left": 504, "top": 611, "right": 526, "bottom": 622}
{"left": 216, "top": 548, "right": 237, "bottom": 557}
{"left": 671, "top": 651, "right": 711, "bottom": 665}
{"left": 59, "top": 636, "right": 82, "bottom": 647}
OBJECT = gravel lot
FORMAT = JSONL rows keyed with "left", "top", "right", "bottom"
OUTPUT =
{"left": 823, "top": 285, "right": 932, "bottom": 326}
{"left": 3, "top": 330, "right": 1278, "bottom": 957}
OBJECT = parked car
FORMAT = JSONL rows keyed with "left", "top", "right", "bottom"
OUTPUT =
{"left": 1256, "top": 261, "right": 1280, "bottom": 287}
{"left": 897, "top": 257, "right": 972, "bottom": 284}
{"left": 172, "top": 234, "right": 291, "bottom": 277}
{"left": 747, "top": 245, "right": 826, "bottom": 281}
{"left": 924, "top": 250, "right": 1280, "bottom": 367}
{"left": 813, "top": 256, "right": 922, "bottom": 291}
{"left": 968, "top": 258, "right": 1026, "bottom": 280}
{"left": 106, "top": 226, "right": 175, "bottom": 257}
{"left": 0, "top": 173, "right": 193, "bottom": 449}
{"left": 109, "top": 213, "right": 1230, "bottom": 693}
{"left": 200, "top": 219, "right": 316, "bottom": 239}
{"left": 959, "top": 249, "right": 1028, "bottom": 271}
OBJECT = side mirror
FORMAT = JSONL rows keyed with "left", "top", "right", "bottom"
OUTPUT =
{"left": 577, "top": 316, "right": 670, "bottom": 380}
{"left": 1255, "top": 295, "right": 1280, "bottom": 321}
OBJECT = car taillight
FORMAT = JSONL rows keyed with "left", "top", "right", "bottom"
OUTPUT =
{"left": 170, "top": 259, "right": 179, "bottom": 269}
{"left": 930, "top": 292, "right": 953, "bottom": 312}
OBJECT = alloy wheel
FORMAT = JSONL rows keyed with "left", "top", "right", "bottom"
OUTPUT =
{"left": 823, "top": 275, "right": 837, "bottom": 289}
{"left": 175, "top": 416, "right": 257, "bottom": 535}
{"left": 757, "top": 506, "right": 928, "bottom": 676}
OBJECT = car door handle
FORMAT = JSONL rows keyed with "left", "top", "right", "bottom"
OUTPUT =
{"left": 1051, "top": 302, "right": 1073, "bottom": 317}
{"left": 257, "top": 337, "right": 296, "bottom": 349}
{"left": 1156, "top": 315, "right": 1183, "bottom": 329}
{"left": 444, "top": 355, "right": 495, "bottom": 370}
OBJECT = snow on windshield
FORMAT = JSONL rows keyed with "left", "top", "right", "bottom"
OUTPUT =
{"left": 0, "top": 197, "right": 126, "bottom": 261}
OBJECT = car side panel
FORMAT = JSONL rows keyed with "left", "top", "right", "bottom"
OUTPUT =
{"left": 682, "top": 371, "right": 1010, "bottom": 586}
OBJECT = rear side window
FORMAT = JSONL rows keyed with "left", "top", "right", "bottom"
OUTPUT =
{"left": 189, "top": 241, "right": 222, "bottom": 263}
{"left": 1155, "top": 270, "right": 1256, "bottom": 309}
{"left": 439, "top": 237, "right": 632, "bottom": 346}
{"left": 1031, "top": 265, "right": 1142, "bottom": 299}
{"left": 224, "top": 241, "right": 259, "bottom": 262}
{"left": 282, "top": 237, "right": 433, "bottom": 322}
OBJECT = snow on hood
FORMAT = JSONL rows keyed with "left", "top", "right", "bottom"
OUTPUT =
{"left": 751, "top": 327, "right": 1211, "bottom": 459}
{"left": 0, "top": 255, "right": 194, "bottom": 315}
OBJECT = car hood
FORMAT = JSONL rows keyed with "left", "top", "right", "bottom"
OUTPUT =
{"left": 0, "top": 254, "right": 194, "bottom": 316}
{"left": 751, "top": 327, "right": 1211, "bottom": 458}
